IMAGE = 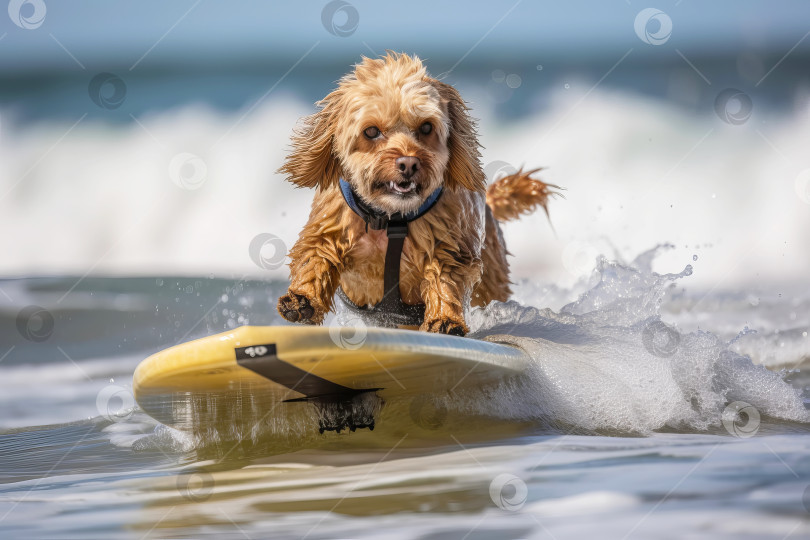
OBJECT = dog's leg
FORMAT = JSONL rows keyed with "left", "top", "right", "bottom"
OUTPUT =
{"left": 473, "top": 205, "right": 511, "bottom": 306}
{"left": 419, "top": 253, "right": 479, "bottom": 336}
{"left": 278, "top": 240, "right": 340, "bottom": 325}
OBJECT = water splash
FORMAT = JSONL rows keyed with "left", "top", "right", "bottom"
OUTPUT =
{"left": 117, "top": 247, "right": 810, "bottom": 453}
{"left": 467, "top": 246, "right": 809, "bottom": 434}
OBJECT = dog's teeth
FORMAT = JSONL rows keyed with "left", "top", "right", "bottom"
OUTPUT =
{"left": 389, "top": 181, "right": 415, "bottom": 194}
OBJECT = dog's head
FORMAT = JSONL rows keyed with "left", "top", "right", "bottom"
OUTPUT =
{"left": 280, "top": 52, "right": 485, "bottom": 215}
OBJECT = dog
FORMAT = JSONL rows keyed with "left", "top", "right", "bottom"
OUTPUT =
{"left": 277, "top": 52, "right": 557, "bottom": 336}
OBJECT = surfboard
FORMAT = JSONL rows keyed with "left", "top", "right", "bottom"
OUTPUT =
{"left": 133, "top": 325, "right": 529, "bottom": 433}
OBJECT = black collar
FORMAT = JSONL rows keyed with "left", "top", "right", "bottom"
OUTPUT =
{"left": 338, "top": 178, "right": 443, "bottom": 231}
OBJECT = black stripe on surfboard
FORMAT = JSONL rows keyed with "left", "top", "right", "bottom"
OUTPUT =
{"left": 234, "top": 343, "right": 378, "bottom": 401}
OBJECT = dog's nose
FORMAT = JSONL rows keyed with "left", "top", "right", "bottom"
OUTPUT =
{"left": 395, "top": 156, "right": 420, "bottom": 179}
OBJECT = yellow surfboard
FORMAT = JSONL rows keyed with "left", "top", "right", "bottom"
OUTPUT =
{"left": 134, "top": 325, "right": 529, "bottom": 434}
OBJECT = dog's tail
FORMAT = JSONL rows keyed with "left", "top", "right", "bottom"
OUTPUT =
{"left": 485, "top": 168, "right": 561, "bottom": 222}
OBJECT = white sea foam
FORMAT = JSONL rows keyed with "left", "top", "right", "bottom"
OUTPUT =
{"left": 461, "top": 246, "right": 810, "bottom": 434}
{"left": 2, "top": 87, "right": 810, "bottom": 292}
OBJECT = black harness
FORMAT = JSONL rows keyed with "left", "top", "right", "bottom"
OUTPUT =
{"left": 337, "top": 178, "right": 443, "bottom": 327}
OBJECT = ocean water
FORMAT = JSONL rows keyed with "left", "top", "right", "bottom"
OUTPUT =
{"left": 3, "top": 74, "right": 810, "bottom": 289}
{"left": 1, "top": 244, "right": 809, "bottom": 539}
{"left": 2, "top": 39, "right": 810, "bottom": 539}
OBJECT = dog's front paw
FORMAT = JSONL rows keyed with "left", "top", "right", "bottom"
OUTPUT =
{"left": 421, "top": 317, "right": 467, "bottom": 337}
{"left": 277, "top": 291, "right": 323, "bottom": 324}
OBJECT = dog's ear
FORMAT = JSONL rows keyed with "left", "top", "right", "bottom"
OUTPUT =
{"left": 431, "top": 80, "right": 486, "bottom": 193}
{"left": 278, "top": 90, "right": 343, "bottom": 190}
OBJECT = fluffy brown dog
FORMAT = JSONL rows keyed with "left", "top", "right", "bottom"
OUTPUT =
{"left": 277, "top": 52, "right": 557, "bottom": 336}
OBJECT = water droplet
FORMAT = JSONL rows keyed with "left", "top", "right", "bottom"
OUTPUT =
{"left": 711, "top": 193, "right": 716, "bottom": 199}
{"left": 155, "top": 278, "right": 163, "bottom": 286}
{"left": 491, "top": 69, "right": 505, "bottom": 83}
{"left": 109, "top": 378, "right": 114, "bottom": 383}
{"left": 802, "top": 331, "right": 807, "bottom": 338}
{"left": 564, "top": 83, "right": 570, "bottom": 89}
{"left": 221, "top": 294, "right": 229, "bottom": 303}
{"left": 536, "top": 65, "right": 543, "bottom": 70}
{"left": 692, "top": 254, "right": 698, "bottom": 261}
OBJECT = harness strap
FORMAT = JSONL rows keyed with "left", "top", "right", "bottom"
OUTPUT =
{"left": 337, "top": 179, "right": 443, "bottom": 327}
{"left": 378, "top": 217, "right": 408, "bottom": 313}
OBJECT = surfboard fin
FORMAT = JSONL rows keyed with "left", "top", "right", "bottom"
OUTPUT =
{"left": 305, "top": 391, "right": 382, "bottom": 434}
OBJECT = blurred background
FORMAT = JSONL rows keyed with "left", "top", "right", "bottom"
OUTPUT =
{"left": 2, "top": 0, "right": 809, "bottom": 290}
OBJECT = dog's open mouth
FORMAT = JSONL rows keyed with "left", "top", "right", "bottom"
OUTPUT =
{"left": 388, "top": 181, "right": 417, "bottom": 195}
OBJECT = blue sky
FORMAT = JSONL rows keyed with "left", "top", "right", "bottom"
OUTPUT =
{"left": 2, "top": 0, "right": 809, "bottom": 74}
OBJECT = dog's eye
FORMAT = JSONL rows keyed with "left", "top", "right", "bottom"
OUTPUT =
{"left": 419, "top": 122, "right": 433, "bottom": 135}
{"left": 364, "top": 126, "right": 381, "bottom": 139}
